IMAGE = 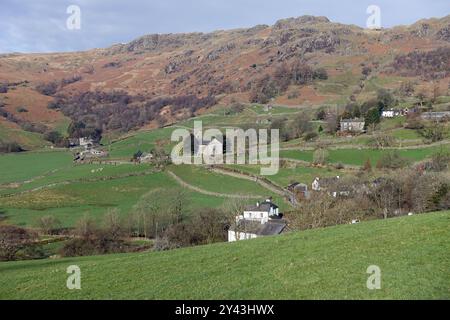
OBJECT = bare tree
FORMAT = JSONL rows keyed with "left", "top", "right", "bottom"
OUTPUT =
{"left": 35, "top": 215, "right": 61, "bottom": 235}
{"left": 102, "top": 208, "right": 123, "bottom": 240}
{"left": 221, "top": 197, "right": 251, "bottom": 239}
{"left": 74, "top": 215, "right": 97, "bottom": 239}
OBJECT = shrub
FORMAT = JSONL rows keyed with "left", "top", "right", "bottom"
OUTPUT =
{"left": 60, "top": 236, "right": 129, "bottom": 257}
{"left": 16, "top": 106, "right": 28, "bottom": 113}
{"left": 44, "top": 130, "right": 67, "bottom": 147}
{"left": 419, "top": 123, "right": 447, "bottom": 143}
{"left": 316, "top": 109, "right": 327, "bottom": 120}
{"left": 35, "top": 81, "right": 59, "bottom": 96}
{"left": 0, "top": 83, "right": 8, "bottom": 93}
{"left": 428, "top": 150, "right": 450, "bottom": 171}
{"left": 404, "top": 115, "right": 424, "bottom": 129}
{"left": 103, "top": 62, "right": 122, "bottom": 69}
{"left": 314, "top": 67, "right": 328, "bottom": 80}
{"left": 0, "top": 141, "right": 24, "bottom": 153}
{"left": 363, "top": 158, "right": 372, "bottom": 171}
{"left": 369, "top": 134, "right": 396, "bottom": 149}
{"left": 0, "top": 225, "right": 39, "bottom": 261}
{"left": 304, "top": 131, "right": 318, "bottom": 141}
{"left": 60, "top": 75, "right": 82, "bottom": 87}
{"left": 376, "top": 151, "right": 410, "bottom": 169}
{"left": 313, "top": 148, "right": 329, "bottom": 165}
{"left": 225, "top": 102, "right": 244, "bottom": 115}
{"left": 155, "top": 208, "right": 227, "bottom": 250}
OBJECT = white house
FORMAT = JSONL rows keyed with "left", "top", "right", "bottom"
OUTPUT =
{"left": 238, "top": 198, "right": 280, "bottom": 223}
{"left": 382, "top": 109, "right": 404, "bottom": 118}
{"left": 75, "top": 149, "right": 108, "bottom": 162}
{"left": 90, "top": 149, "right": 107, "bottom": 157}
{"left": 382, "top": 110, "right": 395, "bottom": 118}
{"left": 228, "top": 198, "right": 286, "bottom": 242}
{"left": 79, "top": 137, "right": 94, "bottom": 149}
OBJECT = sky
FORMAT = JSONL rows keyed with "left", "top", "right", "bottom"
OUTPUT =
{"left": 0, "top": 0, "right": 448, "bottom": 53}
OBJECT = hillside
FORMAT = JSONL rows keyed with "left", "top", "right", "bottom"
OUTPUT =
{"left": 0, "top": 211, "right": 449, "bottom": 300}
{"left": 1, "top": 15, "right": 450, "bottom": 147}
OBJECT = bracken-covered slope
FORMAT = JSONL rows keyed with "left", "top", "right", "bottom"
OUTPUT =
{"left": 0, "top": 211, "right": 449, "bottom": 299}
{"left": 0, "top": 15, "right": 449, "bottom": 141}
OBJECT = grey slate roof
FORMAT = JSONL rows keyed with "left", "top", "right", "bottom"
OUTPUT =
{"left": 245, "top": 200, "right": 279, "bottom": 212}
{"left": 230, "top": 219, "right": 287, "bottom": 236}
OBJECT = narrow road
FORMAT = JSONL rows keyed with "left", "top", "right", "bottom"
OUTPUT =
{"left": 166, "top": 170, "right": 260, "bottom": 199}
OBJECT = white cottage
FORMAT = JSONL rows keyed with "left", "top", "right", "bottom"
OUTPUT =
{"left": 228, "top": 198, "right": 286, "bottom": 242}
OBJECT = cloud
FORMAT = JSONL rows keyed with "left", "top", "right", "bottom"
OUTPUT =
{"left": 0, "top": 0, "right": 448, "bottom": 53}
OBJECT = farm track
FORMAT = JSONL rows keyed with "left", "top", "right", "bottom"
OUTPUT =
{"left": 209, "top": 167, "right": 288, "bottom": 196}
{"left": 166, "top": 170, "right": 260, "bottom": 199}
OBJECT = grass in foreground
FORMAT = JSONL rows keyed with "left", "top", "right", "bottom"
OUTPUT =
{"left": 0, "top": 211, "right": 449, "bottom": 299}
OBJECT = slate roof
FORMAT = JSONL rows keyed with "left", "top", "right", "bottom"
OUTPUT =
{"left": 230, "top": 219, "right": 287, "bottom": 236}
{"left": 245, "top": 200, "right": 279, "bottom": 212}
{"left": 287, "top": 182, "right": 308, "bottom": 192}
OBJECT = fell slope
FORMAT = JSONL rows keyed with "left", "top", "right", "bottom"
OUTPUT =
{"left": 1, "top": 15, "right": 450, "bottom": 147}
{"left": 0, "top": 211, "right": 449, "bottom": 299}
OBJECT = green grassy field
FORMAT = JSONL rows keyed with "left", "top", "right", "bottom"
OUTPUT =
{"left": 168, "top": 165, "right": 270, "bottom": 196}
{"left": 0, "top": 171, "right": 225, "bottom": 227}
{"left": 0, "top": 151, "right": 73, "bottom": 185}
{"left": 226, "top": 164, "right": 341, "bottom": 187}
{"left": 281, "top": 145, "right": 446, "bottom": 166}
{"left": 107, "top": 127, "right": 176, "bottom": 158}
{"left": 1, "top": 211, "right": 448, "bottom": 299}
{"left": 0, "top": 123, "right": 50, "bottom": 151}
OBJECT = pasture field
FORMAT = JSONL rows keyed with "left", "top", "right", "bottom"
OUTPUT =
{"left": 280, "top": 145, "right": 447, "bottom": 166}
{"left": 226, "top": 164, "right": 341, "bottom": 187}
{"left": 0, "top": 211, "right": 448, "bottom": 299}
{"left": 0, "top": 163, "right": 154, "bottom": 196}
{"left": 168, "top": 164, "right": 270, "bottom": 196}
{"left": 107, "top": 127, "right": 176, "bottom": 159}
{"left": 0, "top": 171, "right": 226, "bottom": 227}
{"left": 0, "top": 151, "right": 73, "bottom": 185}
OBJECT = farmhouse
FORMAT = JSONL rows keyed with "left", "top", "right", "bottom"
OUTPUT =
{"left": 340, "top": 118, "right": 365, "bottom": 133}
{"left": 382, "top": 110, "right": 395, "bottom": 118}
{"left": 228, "top": 198, "right": 286, "bottom": 242}
{"left": 74, "top": 149, "right": 108, "bottom": 162}
{"left": 382, "top": 108, "right": 410, "bottom": 118}
{"left": 79, "top": 137, "right": 94, "bottom": 149}
{"left": 312, "top": 176, "right": 349, "bottom": 197}
{"left": 228, "top": 219, "right": 287, "bottom": 242}
{"left": 138, "top": 152, "right": 153, "bottom": 163}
